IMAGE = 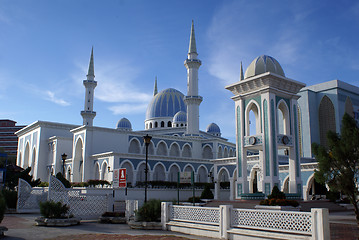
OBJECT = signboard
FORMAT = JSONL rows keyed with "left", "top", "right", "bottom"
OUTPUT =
{"left": 113, "top": 168, "right": 126, "bottom": 188}
{"left": 180, "top": 172, "right": 192, "bottom": 184}
{"left": 119, "top": 168, "right": 126, "bottom": 188}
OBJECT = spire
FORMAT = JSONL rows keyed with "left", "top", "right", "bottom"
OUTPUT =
{"left": 188, "top": 20, "right": 197, "bottom": 54}
{"left": 87, "top": 47, "right": 95, "bottom": 80}
{"left": 153, "top": 76, "right": 158, "bottom": 96}
{"left": 240, "top": 61, "right": 244, "bottom": 81}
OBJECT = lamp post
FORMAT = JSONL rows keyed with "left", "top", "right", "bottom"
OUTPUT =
{"left": 143, "top": 134, "right": 152, "bottom": 203}
{"left": 61, "top": 153, "right": 67, "bottom": 176}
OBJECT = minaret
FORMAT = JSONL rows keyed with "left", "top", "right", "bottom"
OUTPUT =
{"left": 153, "top": 76, "right": 158, "bottom": 96}
{"left": 184, "top": 21, "right": 202, "bottom": 136}
{"left": 81, "top": 47, "right": 97, "bottom": 126}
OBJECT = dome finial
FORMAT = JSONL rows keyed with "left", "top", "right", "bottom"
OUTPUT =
{"left": 240, "top": 61, "right": 244, "bottom": 81}
{"left": 154, "top": 76, "right": 158, "bottom": 96}
{"left": 188, "top": 20, "right": 197, "bottom": 54}
{"left": 87, "top": 47, "right": 95, "bottom": 80}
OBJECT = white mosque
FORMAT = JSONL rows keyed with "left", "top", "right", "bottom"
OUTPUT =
{"left": 15, "top": 22, "right": 359, "bottom": 201}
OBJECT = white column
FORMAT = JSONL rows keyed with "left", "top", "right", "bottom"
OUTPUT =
{"left": 311, "top": 208, "right": 330, "bottom": 240}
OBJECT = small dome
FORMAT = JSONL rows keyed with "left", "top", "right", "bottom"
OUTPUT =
{"left": 206, "top": 123, "right": 221, "bottom": 134}
{"left": 116, "top": 118, "right": 132, "bottom": 130}
{"left": 244, "top": 55, "right": 285, "bottom": 79}
{"left": 146, "top": 88, "right": 187, "bottom": 120}
{"left": 173, "top": 111, "right": 187, "bottom": 123}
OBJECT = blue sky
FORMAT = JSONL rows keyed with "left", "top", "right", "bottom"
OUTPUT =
{"left": 1, "top": 0, "right": 359, "bottom": 142}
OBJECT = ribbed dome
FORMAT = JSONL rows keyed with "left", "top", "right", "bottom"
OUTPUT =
{"left": 206, "top": 123, "right": 221, "bottom": 134}
{"left": 173, "top": 111, "right": 187, "bottom": 123}
{"left": 116, "top": 118, "right": 132, "bottom": 130}
{"left": 244, "top": 55, "right": 285, "bottom": 79}
{"left": 146, "top": 88, "right": 187, "bottom": 120}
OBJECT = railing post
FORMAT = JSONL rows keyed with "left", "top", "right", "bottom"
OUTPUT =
{"left": 161, "top": 202, "right": 172, "bottom": 230}
{"left": 219, "top": 205, "right": 232, "bottom": 239}
{"left": 311, "top": 208, "right": 330, "bottom": 240}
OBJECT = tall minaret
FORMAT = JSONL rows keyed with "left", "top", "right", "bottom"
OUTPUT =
{"left": 184, "top": 21, "right": 202, "bottom": 136}
{"left": 81, "top": 47, "right": 97, "bottom": 126}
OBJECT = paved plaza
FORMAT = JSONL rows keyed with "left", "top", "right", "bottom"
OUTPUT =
{"left": 0, "top": 211, "right": 357, "bottom": 240}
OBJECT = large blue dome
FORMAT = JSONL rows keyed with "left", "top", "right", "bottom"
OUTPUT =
{"left": 173, "top": 111, "right": 187, "bottom": 123}
{"left": 146, "top": 88, "right": 187, "bottom": 120}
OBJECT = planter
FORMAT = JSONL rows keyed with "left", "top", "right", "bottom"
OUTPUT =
{"left": 128, "top": 220, "right": 162, "bottom": 230}
{"left": 35, "top": 217, "right": 81, "bottom": 226}
{"left": 99, "top": 216, "right": 126, "bottom": 224}
{"left": 255, "top": 205, "right": 301, "bottom": 211}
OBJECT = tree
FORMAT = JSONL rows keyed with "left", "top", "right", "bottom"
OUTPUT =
{"left": 6, "top": 167, "right": 41, "bottom": 190}
{"left": 312, "top": 113, "right": 359, "bottom": 224}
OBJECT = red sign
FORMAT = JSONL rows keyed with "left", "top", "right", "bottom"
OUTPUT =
{"left": 119, "top": 168, "right": 126, "bottom": 188}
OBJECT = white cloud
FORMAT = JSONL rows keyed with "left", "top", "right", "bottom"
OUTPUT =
{"left": 71, "top": 58, "right": 152, "bottom": 116}
{"left": 44, "top": 90, "right": 70, "bottom": 106}
{"left": 108, "top": 103, "right": 148, "bottom": 115}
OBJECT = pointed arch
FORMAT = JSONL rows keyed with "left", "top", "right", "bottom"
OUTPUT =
{"left": 245, "top": 100, "right": 261, "bottom": 136}
{"left": 345, "top": 96, "right": 354, "bottom": 117}
{"left": 277, "top": 100, "right": 290, "bottom": 135}
{"left": 202, "top": 145, "right": 213, "bottom": 159}
{"left": 136, "top": 161, "right": 149, "bottom": 183}
{"left": 152, "top": 162, "right": 166, "bottom": 181}
{"left": 218, "top": 167, "right": 230, "bottom": 183}
{"left": 94, "top": 162, "right": 100, "bottom": 180}
{"left": 101, "top": 161, "right": 108, "bottom": 181}
{"left": 319, "top": 95, "right": 336, "bottom": 148}
{"left": 183, "top": 164, "right": 194, "bottom": 173}
{"left": 197, "top": 165, "right": 208, "bottom": 183}
{"left": 229, "top": 148, "right": 234, "bottom": 157}
{"left": 169, "top": 143, "right": 180, "bottom": 157}
{"left": 156, "top": 141, "right": 168, "bottom": 156}
{"left": 120, "top": 160, "right": 134, "bottom": 187}
{"left": 223, "top": 147, "right": 229, "bottom": 158}
{"left": 168, "top": 164, "right": 180, "bottom": 182}
{"left": 128, "top": 138, "right": 141, "bottom": 154}
{"left": 182, "top": 144, "right": 192, "bottom": 158}
{"left": 31, "top": 147, "right": 36, "bottom": 175}
{"left": 142, "top": 141, "right": 155, "bottom": 155}
{"left": 73, "top": 137, "right": 84, "bottom": 182}
{"left": 218, "top": 146, "right": 223, "bottom": 158}
{"left": 23, "top": 142, "right": 30, "bottom": 168}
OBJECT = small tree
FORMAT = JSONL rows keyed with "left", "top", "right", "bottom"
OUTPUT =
{"left": 312, "top": 113, "right": 359, "bottom": 224}
{"left": 55, "top": 172, "right": 71, "bottom": 188}
{"left": 6, "top": 167, "right": 41, "bottom": 190}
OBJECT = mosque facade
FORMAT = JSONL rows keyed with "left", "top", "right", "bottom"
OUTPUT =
{"left": 15, "top": 22, "right": 359, "bottom": 201}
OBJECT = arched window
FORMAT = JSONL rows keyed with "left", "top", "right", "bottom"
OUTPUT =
{"left": 153, "top": 164, "right": 166, "bottom": 181}
{"left": 345, "top": 96, "right": 354, "bottom": 118}
{"left": 167, "top": 121, "right": 172, "bottom": 127}
{"left": 223, "top": 147, "right": 228, "bottom": 158}
{"left": 217, "top": 146, "right": 223, "bottom": 158}
{"left": 128, "top": 139, "right": 141, "bottom": 153}
{"left": 182, "top": 144, "right": 192, "bottom": 158}
{"left": 161, "top": 121, "right": 165, "bottom": 127}
{"left": 202, "top": 145, "right": 213, "bottom": 159}
{"left": 155, "top": 122, "right": 158, "bottom": 128}
{"left": 156, "top": 142, "right": 168, "bottom": 156}
{"left": 169, "top": 143, "right": 180, "bottom": 157}
{"left": 277, "top": 101, "right": 290, "bottom": 135}
{"left": 246, "top": 102, "right": 260, "bottom": 136}
{"left": 229, "top": 149, "right": 234, "bottom": 157}
{"left": 197, "top": 166, "right": 207, "bottom": 183}
{"left": 319, "top": 96, "right": 336, "bottom": 148}
{"left": 168, "top": 165, "right": 179, "bottom": 182}
{"left": 149, "top": 122, "right": 152, "bottom": 128}
{"left": 121, "top": 162, "right": 134, "bottom": 187}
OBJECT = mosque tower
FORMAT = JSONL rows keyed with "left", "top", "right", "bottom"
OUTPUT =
{"left": 81, "top": 47, "right": 97, "bottom": 126}
{"left": 184, "top": 21, "right": 202, "bottom": 136}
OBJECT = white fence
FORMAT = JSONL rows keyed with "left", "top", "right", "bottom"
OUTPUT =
{"left": 162, "top": 203, "right": 330, "bottom": 240}
{"left": 48, "top": 176, "right": 113, "bottom": 220}
{"left": 17, "top": 179, "right": 48, "bottom": 213}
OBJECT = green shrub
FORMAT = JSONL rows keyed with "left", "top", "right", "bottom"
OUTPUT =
{"left": 87, "top": 179, "right": 110, "bottom": 187}
{"left": 0, "top": 193, "right": 6, "bottom": 223}
{"left": 259, "top": 198, "right": 299, "bottom": 207}
{"left": 2, "top": 189, "right": 17, "bottom": 209}
{"left": 101, "top": 212, "right": 125, "bottom": 217}
{"left": 72, "top": 182, "right": 89, "bottom": 187}
{"left": 39, "top": 201, "right": 70, "bottom": 219}
{"left": 200, "top": 185, "right": 214, "bottom": 199}
{"left": 187, "top": 196, "right": 204, "bottom": 203}
{"left": 55, "top": 172, "right": 71, "bottom": 188}
{"left": 268, "top": 186, "right": 286, "bottom": 199}
{"left": 136, "top": 199, "right": 161, "bottom": 222}
{"left": 326, "top": 191, "right": 340, "bottom": 202}
{"left": 38, "top": 182, "right": 49, "bottom": 187}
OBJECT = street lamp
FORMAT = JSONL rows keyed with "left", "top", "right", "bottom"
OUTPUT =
{"left": 143, "top": 134, "right": 152, "bottom": 203}
{"left": 61, "top": 153, "right": 67, "bottom": 176}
